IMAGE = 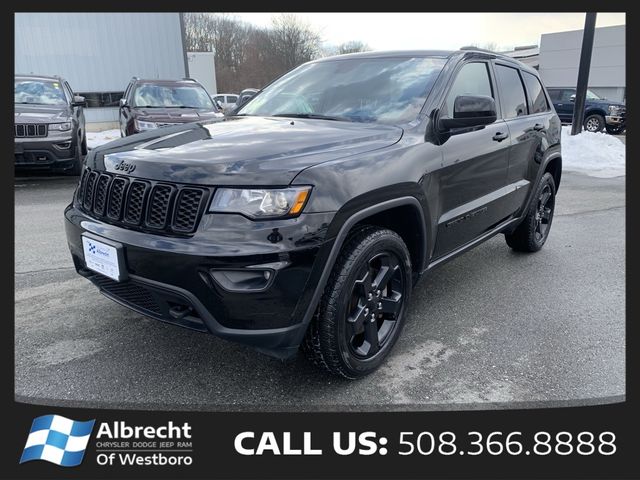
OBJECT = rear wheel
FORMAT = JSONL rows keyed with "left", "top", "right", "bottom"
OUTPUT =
{"left": 303, "top": 226, "right": 412, "bottom": 379}
{"left": 505, "top": 172, "right": 556, "bottom": 252}
{"left": 584, "top": 114, "right": 605, "bottom": 133}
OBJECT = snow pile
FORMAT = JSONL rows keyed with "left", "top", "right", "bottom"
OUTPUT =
{"left": 86, "top": 129, "right": 120, "bottom": 150}
{"left": 561, "top": 126, "right": 625, "bottom": 178}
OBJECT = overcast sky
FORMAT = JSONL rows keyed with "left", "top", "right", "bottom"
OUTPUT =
{"left": 232, "top": 12, "right": 625, "bottom": 51}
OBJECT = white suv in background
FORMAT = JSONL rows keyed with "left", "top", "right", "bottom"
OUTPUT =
{"left": 213, "top": 93, "right": 238, "bottom": 112}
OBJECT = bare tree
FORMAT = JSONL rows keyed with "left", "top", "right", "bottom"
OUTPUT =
{"left": 184, "top": 13, "right": 367, "bottom": 93}
{"left": 337, "top": 40, "right": 370, "bottom": 55}
{"left": 266, "top": 14, "right": 322, "bottom": 72}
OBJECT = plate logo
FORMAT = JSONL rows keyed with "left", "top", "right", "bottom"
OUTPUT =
{"left": 20, "top": 414, "right": 95, "bottom": 467}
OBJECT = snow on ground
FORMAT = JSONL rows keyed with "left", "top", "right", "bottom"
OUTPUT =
{"left": 86, "top": 129, "right": 120, "bottom": 150}
{"left": 561, "top": 126, "right": 625, "bottom": 178}
{"left": 85, "top": 125, "right": 625, "bottom": 178}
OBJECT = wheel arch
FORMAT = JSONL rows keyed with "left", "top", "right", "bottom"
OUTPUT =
{"left": 294, "top": 197, "right": 427, "bottom": 344}
{"left": 585, "top": 107, "right": 608, "bottom": 119}
{"left": 544, "top": 154, "right": 562, "bottom": 191}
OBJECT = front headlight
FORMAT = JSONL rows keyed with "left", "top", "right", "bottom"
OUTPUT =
{"left": 135, "top": 119, "right": 158, "bottom": 131}
{"left": 209, "top": 186, "right": 312, "bottom": 219}
{"left": 608, "top": 105, "right": 624, "bottom": 116}
{"left": 49, "top": 122, "right": 72, "bottom": 131}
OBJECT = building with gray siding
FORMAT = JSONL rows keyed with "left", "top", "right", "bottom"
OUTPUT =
{"left": 538, "top": 24, "right": 625, "bottom": 102}
{"left": 15, "top": 13, "right": 188, "bottom": 129}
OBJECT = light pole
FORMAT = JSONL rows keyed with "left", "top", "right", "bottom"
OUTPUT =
{"left": 571, "top": 12, "right": 597, "bottom": 135}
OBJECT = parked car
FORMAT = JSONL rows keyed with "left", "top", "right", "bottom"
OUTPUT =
{"left": 547, "top": 87, "right": 626, "bottom": 134}
{"left": 118, "top": 77, "right": 223, "bottom": 136}
{"left": 213, "top": 93, "right": 239, "bottom": 112}
{"left": 66, "top": 50, "right": 561, "bottom": 378}
{"left": 237, "top": 88, "right": 259, "bottom": 107}
{"left": 15, "top": 74, "right": 87, "bottom": 175}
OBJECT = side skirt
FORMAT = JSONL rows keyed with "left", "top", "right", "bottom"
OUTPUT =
{"left": 424, "top": 216, "right": 521, "bottom": 272}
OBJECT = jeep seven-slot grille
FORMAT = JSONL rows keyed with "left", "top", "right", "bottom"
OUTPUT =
{"left": 76, "top": 168, "right": 209, "bottom": 235}
{"left": 15, "top": 124, "right": 47, "bottom": 138}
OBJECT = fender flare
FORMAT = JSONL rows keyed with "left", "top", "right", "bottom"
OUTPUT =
{"left": 294, "top": 196, "right": 427, "bottom": 341}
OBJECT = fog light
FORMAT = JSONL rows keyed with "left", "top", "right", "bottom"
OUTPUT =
{"left": 54, "top": 141, "right": 72, "bottom": 150}
{"left": 209, "top": 269, "right": 273, "bottom": 292}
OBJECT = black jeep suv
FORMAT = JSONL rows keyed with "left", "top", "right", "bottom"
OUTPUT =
{"left": 65, "top": 50, "right": 561, "bottom": 378}
{"left": 15, "top": 74, "right": 87, "bottom": 175}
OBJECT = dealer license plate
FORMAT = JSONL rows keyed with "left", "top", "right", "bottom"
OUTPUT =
{"left": 82, "top": 236, "right": 122, "bottom": 281}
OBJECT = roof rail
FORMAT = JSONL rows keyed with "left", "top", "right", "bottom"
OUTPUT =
{"left": 460, "top": 46, "right": 496, "bottom": 54}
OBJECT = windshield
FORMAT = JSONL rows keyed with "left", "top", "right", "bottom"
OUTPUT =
{"left": 237, "top": 56, "right": 447, "bottom": 124}
{"left": 14, "top": 79, "right": 68, "bottom": 105}
{"left": 586, "top": 89, "right": 602, "bottom": 100}
{"left": 133, "top": 83, "right": 215, "bottom": 109}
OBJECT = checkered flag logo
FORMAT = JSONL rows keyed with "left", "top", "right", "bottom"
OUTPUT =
{"left": 20, "top": 415, "right": 95, "bottom": 467}
{"left": 88, "top": 242, "right": 96, "bottom": 254}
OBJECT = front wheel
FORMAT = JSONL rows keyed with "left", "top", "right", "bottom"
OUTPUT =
{"left": 303, "top": 226, "right": 412, "bottom": 378}
{"left": 584, "top": 114, "right": 605, "bottom": 133}
{"left": 606, "top": 124, "right": 625, "bottom": 135}
{"left": 505, "top": 172, "right": 556, "bottom": 252}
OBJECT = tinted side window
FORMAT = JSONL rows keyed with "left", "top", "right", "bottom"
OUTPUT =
{"left": 560, "top": 89, "right": 576, "bottom": 102}
{"left": 444, "top": 62, "right": 493, "bottom": 117}
{"left": 548, "top": 89, "right": 562, "bottom": 102}
{"left": 522, "top": 72, "right": 549, "bottom": 113}
{"left": 228, "top": 95, "right": 238, "bottom": 103}
{"left": 495, "top": 65, "right": 527, "bottom": 119}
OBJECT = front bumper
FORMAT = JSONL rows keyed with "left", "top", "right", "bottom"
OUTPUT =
{"left": 64, "top": 204, "right": 336, "bottom": 358}
{"left": 605, "top": 115, "right": 625, "bottom": 126}
{"left": 15, "top": 135, "right": 78, "bottom": 171}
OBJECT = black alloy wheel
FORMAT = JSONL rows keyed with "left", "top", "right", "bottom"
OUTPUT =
{"left": 533, "top": 183, "right": 554, "bottom": 244}
{"left": 345, "top": 252, "right": 404, "bottom": 358}
{"left": 505, "top": 172, "right": 556, "bottom": 252}
{"left": 303, "top": 226, "right": 412, "bottom": 378}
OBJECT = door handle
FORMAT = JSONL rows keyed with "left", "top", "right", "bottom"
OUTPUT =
{"left": 492, "top": 132, "right": 509, "bottom": 142}
{"left": 533, "top": 123, "right": 545, "bottom": 131}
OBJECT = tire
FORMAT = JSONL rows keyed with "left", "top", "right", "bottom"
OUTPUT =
{"left": 67, "top": 144, "right": 84, "bottom": 176}
{"left": 81, "top": 133, "right": 88, "bottom": 155}
{"left": 584, "top": 114, "right": 605, "bottom": 133}
{"left": 606, "top": 124, "right": 625, "bottom": 135}
{"left": 302, "top": 226, "right": 412, "bottom": 379}
{"left": 505, "top": 172, "right": 556, "bottom": 252}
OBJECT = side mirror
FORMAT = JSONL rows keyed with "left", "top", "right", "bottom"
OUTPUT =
{"left": 72, "top": 95, "right": 86, "bottom": 107}
{"left": 439, "top": 95, "right": 497, "bottom": 130}
{"left": 215, "top": 100, "right": 223, "bottom": 110}
{"left": 119, "top": 98, "right": 127, "bottom": 108}
{"left": 570, "top": 94, "right": 576, "bottom": 102}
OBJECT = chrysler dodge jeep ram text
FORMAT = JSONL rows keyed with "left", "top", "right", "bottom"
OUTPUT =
{"left": 15, "top": 74, "right": 87, "bottom": 175}
{"left": 65, "top": 50, "right": 561, "bottom": 378}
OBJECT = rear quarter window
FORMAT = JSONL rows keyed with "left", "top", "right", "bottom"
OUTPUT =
{"left": 522, "top": 72, "right": 550, "bottom": 114}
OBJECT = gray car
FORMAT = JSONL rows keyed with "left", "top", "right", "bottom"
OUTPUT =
{"left": 15, "top": 74, "right": 87, "bottom": 175}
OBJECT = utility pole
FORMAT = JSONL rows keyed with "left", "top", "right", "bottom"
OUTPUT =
{"left": 571, "top": 12, "right": 597, "bottom": 135}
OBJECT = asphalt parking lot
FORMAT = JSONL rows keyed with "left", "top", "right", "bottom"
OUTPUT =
{"left": 15, "top": 171, "right": 625, "bottom": 411}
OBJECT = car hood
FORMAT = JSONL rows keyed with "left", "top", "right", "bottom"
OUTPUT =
{"left": 588, "top": 98, "right": 625, "bottom": 108}
{"left": 14, "top": 104, "right": 71, "bottom": 123}
{"left": 133, "top": 107, "right": 223, "bottom": 122}
{"left": 90, "top": 116, "right": 404, "bottom": 185}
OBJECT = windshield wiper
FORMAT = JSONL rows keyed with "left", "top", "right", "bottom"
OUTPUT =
{"left": 272, "top": 113, "right": 352, "bottom": 122}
